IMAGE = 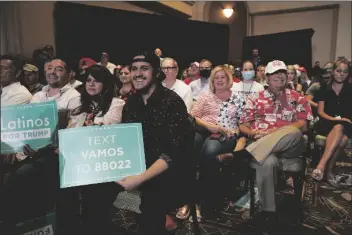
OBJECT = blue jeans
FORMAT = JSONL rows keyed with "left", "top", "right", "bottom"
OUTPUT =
{"left": 195, "top": 132, "right": 236, "bottom": 159}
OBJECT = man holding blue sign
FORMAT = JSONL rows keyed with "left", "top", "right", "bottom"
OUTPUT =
{"left": 0, "top": 54, "right": 33, "bottom": 225}
{"left": 1, "top": 55, "right": 33, "bottom": 176}
{"left": 0, "top": 58, "right": 81, "bottom": 230}
{"left": 114, "top": 50, "right": 195, "bottom": 235}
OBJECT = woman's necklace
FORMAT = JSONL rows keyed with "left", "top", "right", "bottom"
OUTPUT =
{"left": 89, "top": 102, "right": 101, "bottom": 116}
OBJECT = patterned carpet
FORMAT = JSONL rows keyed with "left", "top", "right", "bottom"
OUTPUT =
{"left": 112, "top": 153, "right": 352, "bottom": 235}
{"left": 2, "top": 152, "right": 351, "bottom": 235}
{"left": 300, "top": 162, "right": 352, "bottom": 235}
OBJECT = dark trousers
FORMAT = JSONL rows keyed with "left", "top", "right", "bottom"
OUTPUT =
{"left": 195, "top": 131, "right": 237, "bottom": 211}
{"left": 56, "top": 182, "right": 119, "bottom": 235}
{"left": 57, "top": 183, "right": 181, "bottom": 235}
{"left": 2, "top": 149, "right": 193, "bottom": 235}
{"left": 138, "top": 187, "right": 169, "bottom": 235}
{"left": 1, "top": 156, "right": 57, "bottom": 223}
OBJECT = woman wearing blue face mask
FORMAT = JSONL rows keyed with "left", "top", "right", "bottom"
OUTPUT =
{"left": 231, "top": 60, "right": 264, "bottom": 101}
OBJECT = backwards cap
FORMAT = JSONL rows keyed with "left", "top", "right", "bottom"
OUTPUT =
{"left": 131, "top": 50, "right": 161, "bottom": 72}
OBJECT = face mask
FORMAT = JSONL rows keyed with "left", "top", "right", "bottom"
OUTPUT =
{"left": 199, "top": 69, "right": 211, "bottom": 78}
{"left": 242, "top": 71, "right": 255, "bottom": 81}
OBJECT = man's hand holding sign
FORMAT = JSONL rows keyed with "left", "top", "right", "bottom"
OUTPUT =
{"left": 0, "top": 101, "right": 58, "bottom": 155}
{"left": 117, "top": 158, "right": 168, "bottom": 191}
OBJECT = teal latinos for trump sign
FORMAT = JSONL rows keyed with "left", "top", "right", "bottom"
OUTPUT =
{"left": 59, "top": 123, "right": 146, "bottom": 188}
{"left": 1, "top": 101, "right": 58, "bottom": 154}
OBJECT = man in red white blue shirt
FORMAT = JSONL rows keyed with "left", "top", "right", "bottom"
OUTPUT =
{"left": 221, "top": 60, "right": 313, "bottom": 230}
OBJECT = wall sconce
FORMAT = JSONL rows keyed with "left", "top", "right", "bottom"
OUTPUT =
{"left": 223, "top": 8, "right": 234, "bottom": 18}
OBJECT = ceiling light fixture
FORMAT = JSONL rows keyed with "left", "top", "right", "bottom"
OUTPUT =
{"left": 223, "top": 8, "right": 234, "bottom": 18}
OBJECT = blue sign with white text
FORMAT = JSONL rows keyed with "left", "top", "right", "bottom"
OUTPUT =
{"left": 1, "top": 101, "right": 58, "bottom": 154}
{"left": 59, "top": 123, "right": 146, "bottom": 188}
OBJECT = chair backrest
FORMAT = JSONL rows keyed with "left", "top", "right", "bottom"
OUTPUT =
{"left": 188, "top": 114, "right": 196, "bottom": 132}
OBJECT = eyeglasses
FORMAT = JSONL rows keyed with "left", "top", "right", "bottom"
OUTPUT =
{"left": 161, "top": 67, "right": 177, "bottom": 71}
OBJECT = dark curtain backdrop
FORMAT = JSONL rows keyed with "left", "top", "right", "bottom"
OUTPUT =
{"left": 242, "top": 29, "right": 314, "bottom": 73}
{"left": 54, "top": 2, "right": 229, "bottom": 71}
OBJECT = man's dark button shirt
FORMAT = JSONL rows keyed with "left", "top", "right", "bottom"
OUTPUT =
{"left": 122, "top": 83, "right": 194, "bottom": 173}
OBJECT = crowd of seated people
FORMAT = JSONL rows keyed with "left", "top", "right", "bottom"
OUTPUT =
{"left": 1, "top": 45, "right": 352, "bottom": 235}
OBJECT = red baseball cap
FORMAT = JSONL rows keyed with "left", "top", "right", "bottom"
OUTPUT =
{"left": 299, "top": 67, "right": 307, "bottom": 73}
{"left": 79, "top": 58, "right": 97, "bottom": 69}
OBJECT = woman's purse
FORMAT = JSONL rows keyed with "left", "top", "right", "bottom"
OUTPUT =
{"left": 114, "top": 190, "right": 141, "bottom": 214}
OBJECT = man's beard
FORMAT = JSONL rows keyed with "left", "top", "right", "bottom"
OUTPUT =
{"left": 47, "top": 78, "right": 65, "bottom": 88}
{"left": 49, "top": 82, "right": 62, "bottom": 88}
{"left": 134, "top": 76, "right": 155, "bottom": 95}
{"left": 47, "top": 74, "right": 67, "bottom": 88}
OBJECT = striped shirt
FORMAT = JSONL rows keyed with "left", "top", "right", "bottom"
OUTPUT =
{"left": 191, "top": 91, "right": 245, "bottom": 130}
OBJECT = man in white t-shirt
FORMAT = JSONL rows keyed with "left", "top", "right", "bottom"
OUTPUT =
{"left": 161, "top": 57, "right": 193, "bottom": 111}
{"left": 31, "top": 59, "right": 81, "bottom": 113}
{"left": 97, "top": 52, "right": 116, "bottom": 74}
{"left": 190, "top": 59, "right": 212, "bottom": 100}
{"left": 1, "top": 55, "right": 32, "bottom": 106}
{"left": 232, "top": 61, "right": 264, "bottom": 100}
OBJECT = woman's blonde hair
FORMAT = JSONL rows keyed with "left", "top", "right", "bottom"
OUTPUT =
{"left": 209, "top": 65, "right": 233, "bottom": 93}
{"left": 287, "top": 65, "right": 298, "bottom": 84}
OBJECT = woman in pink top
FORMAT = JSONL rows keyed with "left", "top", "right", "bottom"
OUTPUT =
{"left": 176, "top": 65, "right": 246, "bottom": 221}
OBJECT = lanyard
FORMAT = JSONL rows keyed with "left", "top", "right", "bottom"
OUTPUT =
{"left": 242, "top": 81, "right": 254, "bottom": 103}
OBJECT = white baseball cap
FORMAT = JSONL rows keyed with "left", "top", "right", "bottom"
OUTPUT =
{"left": 191, "top": 61, "right": 199, "bottom": 67}
{"left": 265, "top": 60, "right": 287, "bottom": 75}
